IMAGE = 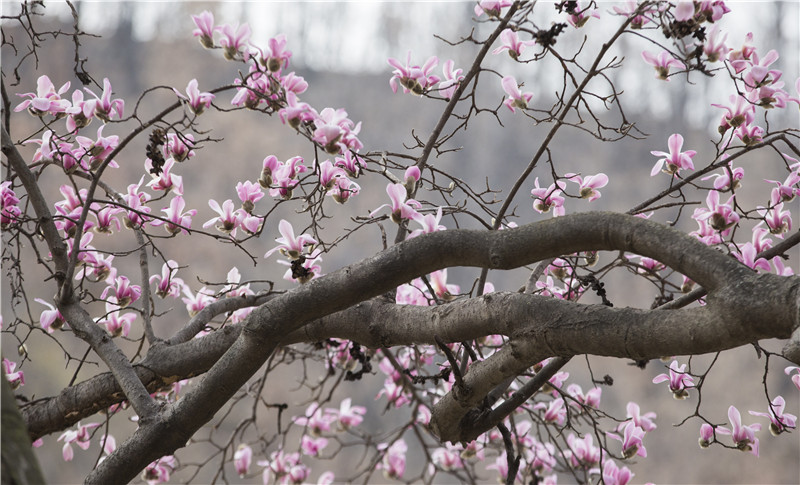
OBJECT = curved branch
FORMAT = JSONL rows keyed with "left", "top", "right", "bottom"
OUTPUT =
{"left": 84, "top": 211, "right": 798, "bottom": 483}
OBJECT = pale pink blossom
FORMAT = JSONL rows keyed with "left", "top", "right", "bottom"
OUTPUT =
{"left": 493, "top": 29, "right": 536, "bottom": 59}
{"left": 191, "top": 11, "right": 216, "bottom": 48}
{"left": 502, "top": 75, "right": 533, "bottom": 112}
{"left": 652, "top": 360, "right": 694, "bottom": 399}
{"left": 650, "top": 133, "right": 696, "bottom": 177}
{"left": 749, "top": 396, "right": 797, "bottom": 435}
{"left": 174, "top": 79, "right": 214, "bottom": 115}
{"left": 265, "top": 219, "right": 318, "bottom": 260}
{"left": 717, "top": 405, "right": 761, "bottom": 456}
{"left": 641, "top": 50, "right": 686, "bottom": 81}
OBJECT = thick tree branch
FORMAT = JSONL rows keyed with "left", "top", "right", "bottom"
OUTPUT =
{"left": 84, "top": 211, "right": 798, "bottom": 483}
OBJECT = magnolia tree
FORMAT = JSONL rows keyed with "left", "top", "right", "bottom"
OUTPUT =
{"left": 2, "top": 1, "right": 799, "bottom": 484}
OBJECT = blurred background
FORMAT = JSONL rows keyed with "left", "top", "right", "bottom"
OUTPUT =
{"left": 2, "top": 1, "right": 798, "bottom": 484}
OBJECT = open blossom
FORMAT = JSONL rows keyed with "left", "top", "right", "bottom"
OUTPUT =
{"left": 57, "top": 421, "right": 100, "bottom": 461}
{"left": 621, "top": 402, "right": 657, "bottom": 432}
{"left": 609, "top": 421, "right": 647, "bottom": 458}
{"left": 438, "top": 59, "right": 464, "bottom": 100}
{"left": 388, "top": 51, "right": 440, "bottom": 95}
{"left": 785, "top": 366, "right": 800, "bottom": 390}
{"left": 757, "top": 190, "right": 793, "bottom": 235}
{"left": 265, "top": 219, "right": 317, "bottom": 260}
{"left": 150, "top": 260, "right": 184, "bottom": 299}
{"left": 565, "top": 172, "right": 608, "bottom": 201}
{"left": 35, "top": 298, "right": 66, "bottom": 333}
{"left": 218, "top": 22, "right": 251, "bottom": 60}
{"left": 191, "top": 10, "right": 216, "bottom": 48}
{"left": 142, "top": 456, "right": 176, "bottom": 485}
{"left": 653, "top": 360, "right": 694, "bottom": 399}
{"left": 334, "top": 398, "right": 366, "bottom": 429}
{"left": 749, "top": 396, "right": 797, "bottom": 435}
{"left": 693, "top": 190, "right": 739, "bottom": 234}
{"left": 611, "top": 1, "right": 651, "bottom": 28}
{"left": 379, "top": 440, "right": 407, "bottom": 479}
{"left": 650, "top": 133, "right": 696, "bottom": 177}
{"left": 602, "top": 460, "right": 634, "bottom": 485}
{"left": 718, "top": 405, "right": 761, "bottom": 456}
{"left": 531, "top": 177, "right": 566, "bottom": 216}
{"left": 98, "top": 300, "right": 136, "bottom": 338}
{"left": 84, "top": 78, "right": 124, "bottom": 122}
{"left": 493, "top": 29, "right": 536, "bottom": 60}
{"left": 565, "top": 433, "right": 601, "bottom": 469}
{"left": 174, "top": 79, "right": 214, "bottom": 115}
{"left": 15, "top": 75, "right": 71, "bottom": 116}
{"left": 533, "top": 398, "right": 567, "bottom": 425}
{"left": 370, "top": 183, "right": 421, "bottom": 223}
{"left": 3, "top": 358, "right": 25, "bottom": 390}
{"left": 474, "top": 0, "right": 513, "bottom": 18}
{"left": 409, "top": 207, "right": 446, "bottom": 238}
{"left": 502, "top": 75, "right": 533, "bottom": 112}
{"left": 566, "top": 383, "right": 602, "bottom": 409}
{"left": 566, "top": 1, "right": 600, "bottom": 28}
{"left": 151, "top": 196, "right": 196, "bottom": 235}
{"left": 641, "top": 50, "right": 686, "bottom": 80}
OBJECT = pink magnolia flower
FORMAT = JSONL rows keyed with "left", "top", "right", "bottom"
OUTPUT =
{"left": 35, "top": 298, "right": 66, "bottom": 333}
{"left": 174, "top": 79, "right": 214, "bottom": 115}
{"left": 300, "top": 435, "right": 329, "bottom": 457}
{"left": 150, "top": 260, "right": 185, "bottom": 299}
{"left": 674, "top": 0, "right": 696, "bottom": 21}
{"left": 712, "top": 94, "right": 756, "bottom": 133}
{"left": 704, "top": 24, "right": 731, "bottom": 63}
{"left": 122, "top": 176, "right": 152, "bottom": 228}
{"left": 101, "top": 274, "right": 142, "bottom": 307}
{"left": 565, "top": 172, "right": 608, "bottom": 201}
{"left": 151, "top": 196, "right": 196, "bottom": 235}
{"left": 316, "top": 159, "right": 346, "bottom": 191}
{"left": 181, "top": 285, "right": 215, "bottom": 317}
{"left": 717, "top": 405, "right": 761, "bottom": 456}
{"left": 611, "top": 1, "right": 652, "bottom": 29}
{"left": 641, "top": 50, "right": 686, "bottom": 81}
{"left": 757, "top": 190, "right": 793, "bottom": 235}
{"left": 191, "top": 10, "right": 216, "bottom": 48}
{"left": 147, "top": 157, "right": 184, "bottom": 195}
{"left": 699, "top": 422, "right": 715, "bottom": 448}
{"left": 765, "top": 171, "right": 800, "bottom": 203}
{"left": 533, "top": 398, "right": 567, "bottom": 425}
{"left": 701, "top": 160, "right": 744, "bottom": 191}
{"left": 234, "top": 444, "right": 252, "bottom": 478}
{"left": 84, "top": 78, "right": 124, "bottom": 122}
{"left": 409, "top": 207, "right": 446, "bottom": 238}
{"left": 281, "top": 72, "right": 307, "bottom": 95}
{"left": 652, "top": 360, "right": 694, "bottom": 399}
{"left": 388, "top": 51, "right": 440, "bottom": 95}
{"left": 438, "top": 59, "right": 464, "bottom": 100}
{"left": 566, "top": 2, "right": 600, "bottom": 28}
{"left": 609, "top": 421, "right": 647, "bottom": 458}
{"left": 98, "top": 300, "right": 136, "bottom": 338}
{"left": 620, "top": 402, "right": 657, "bottom": 432}
{"left": 474, "top": 0, "right": 513, "bottom": 18}
{"left": 57, "top": 421, "right": 100, "bottom": 461}
{"left": 165, "top": 133, "right": 195, "bottom": 162}
{"left": 698, "top": 0, "right": 730, "bottom": 22}
{"left": 3, "top": 358, "right": 25, "bottom": 390}
{"left": 749, "top": 396, "right": 797, "bottom": 435}
{"left": 370, "top": 183, "right": 422, "bottom": 223}
{"left": 602, "top": 460, "right": 634, "bottom": 485}
{"left": 732, "top": 241, "right": 772, "bottom": 272}
{"left": 328, "top": 177, "right": 360, "bottom": 205}
{"left": 218, "top": 22, "right": 251, "bottom": 60}
{"left": 694, "top": 190, "right": 739, "bottom": 234}
{"left": 279, "top": 91, "right": 314, "bottom": 129}
{"left": 429, "top": 268, "right": 460, "bottom": 301}
{"left": 263, "top": 34, "right": 293, "bottom": 72}
{"left": 492, "top": 29, "right": 536, "bottom": 60}
{"left": 203, "top": 199, "right": 243, "bottom": 234}
{"left": 265, "top": 219, "right": 318, "bottom": 260}
{"left": 334, "top": 398, "right": 366, "bottom": 429}
{"left": 1, "top": 181, "right": 22, "bottom": 228}
{"left": 235, "top": 181, "right": 264, "bottom": 213}
{"left": 142, "top": 455, "right": 176, "bottom": 485}
{"left": 75, "top": 125, "right": 120, "bottom": 171}
{"left": 531, "top": 177, "right": 566, "bottom": 216}
{"left": 650, "top": 133, "right": 696, "bottom": 177}
{"left": 565, "top": 433, "right": 601, "bottom": 469}
{"left": 502, "top": 75, "right": 533, "bottom": 112}
{"left": 14, "top": 75, "right": 71, "bottom": 116}
{"left": 566, "top": 383, "right": 602, "bottom": 409}
{"left": 379, "top": 440, "right": 407, "bottom": 479}
{"left": 432, "top": 444, "right": 463, "bottom": 471}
